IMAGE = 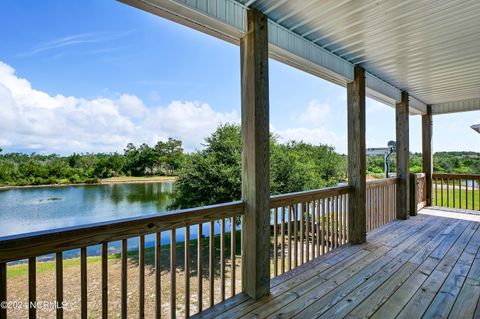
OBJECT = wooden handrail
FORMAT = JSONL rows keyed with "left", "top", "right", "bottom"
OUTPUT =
{"left": 269, "top": 185, "right": 352, "bottom": 208}
{"left": 366, "top": 178, "right": 398, "bottom": 188}
{"left": 0, "top": 201, "right": 244, "bottom": 264}
{"left": 433, "top": 173, "right": 480, "bottom": 179}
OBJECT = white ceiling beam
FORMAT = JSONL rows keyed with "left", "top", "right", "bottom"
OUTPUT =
{"left": 119, "top": 0, "right": 428, "bottom": 114}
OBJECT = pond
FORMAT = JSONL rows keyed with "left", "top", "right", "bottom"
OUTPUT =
{"left": 0, "top": 182, "right": 174, "bottom": 237}
{"left": 0, "top": 182, "right": 236, "bottom": 262}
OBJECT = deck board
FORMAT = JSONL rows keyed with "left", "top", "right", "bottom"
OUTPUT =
{"left": 192, "top": 209, "right": 480, "bottom": 319}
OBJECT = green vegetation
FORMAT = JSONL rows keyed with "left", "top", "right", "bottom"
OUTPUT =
{"left": 432, "top": 185, "right": 480, "bottom": 210}
{"left": 7, "top": 255, "right": 107, "bottom": 278}
{"left": 366, "top": 151, "right": 480, "bottom": 177}
{"left": 0, "top": 139, "right": 184, "bottom": 186}
{"left": 170, "top": 124, "right": 347, "bottom": 209}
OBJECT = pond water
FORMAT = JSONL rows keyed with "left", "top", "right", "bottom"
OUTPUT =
{"left": 0, "top": 182, "right": 174, "bottom": 237}
{"left": 0, "top": 182, "right": 236, "bottom": 263}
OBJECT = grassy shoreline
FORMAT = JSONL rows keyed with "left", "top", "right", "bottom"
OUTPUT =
{"left": 0, "top": 176, "right": 176, "bottom": 190}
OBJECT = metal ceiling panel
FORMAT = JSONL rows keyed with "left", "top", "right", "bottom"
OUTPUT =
{"left": 123, "top": 0, "right": 479, "bottom": 114}
{"left": 240, "top": 0, "right": 480, "bottom": 107}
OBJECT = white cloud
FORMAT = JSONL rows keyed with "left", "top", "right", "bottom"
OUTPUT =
{"left": 0, "top": 61, "right": 238, "bottom": 154}
{"left": 276, "top": 100, "right": 347, "bottom": 153}
{"left": 274, "top": 127, "right": 347, "bottom": 154}
{"left": 293, "top": 100, "right": 331, "bottom": 126}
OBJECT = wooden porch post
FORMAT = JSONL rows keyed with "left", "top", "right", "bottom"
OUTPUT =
{"left": 240, "top": 8, "right": 270, "bottom": 299}
{"left": 396, "top": 92, "right": 410, "bottom": 219}
{"left": 422, "top": 105, "right": 433, "bottom": 206}
{"left": 347, "top": 66, "right": 366, "bottom": 244}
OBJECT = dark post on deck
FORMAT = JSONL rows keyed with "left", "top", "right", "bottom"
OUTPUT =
{"left": 422, "top": 105, "right": 433, "bottom": 206}
{"left": 347, "top": 66, "right": 367, "bottom": 244}
{"left": 240, "top": 8, "right": 270, "bottom": 299}
{"left": 396, "top": 91, "right": 410, "bottom": 219}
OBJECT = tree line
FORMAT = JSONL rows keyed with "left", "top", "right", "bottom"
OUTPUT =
{"left": 0, "top": 138, "right": 184, "bottom": 186}
{"left": 367, "top": 151, "right": 480, "bottom": 178}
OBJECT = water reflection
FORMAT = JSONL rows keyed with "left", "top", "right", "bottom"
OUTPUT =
{"left": 0, "top": 182, "right": 174, "bottom": 237}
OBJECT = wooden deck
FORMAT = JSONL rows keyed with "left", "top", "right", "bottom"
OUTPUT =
{"left": 195, "top": 209, "right": 480, "bottom": 319}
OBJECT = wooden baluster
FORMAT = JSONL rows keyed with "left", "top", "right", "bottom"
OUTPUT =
{"left": 371, "top": 188, "right": 375, "bottom": 230}
{"left": 281, "top": 207, "right": 285, "bottom": 273}
{"left": 382, "top": 186, "right": 386, "bottom": 226}
{"left": 334, "top": 196, "right": 338, "bottom": 248}
{"left": 0, "top": 263, "right": 6, "bottom": 319}
{"left": 365, "top": 185, "right": 371, "bottom": 232}
{"left": 325, "top": 198, "right": 330, "bottom": 252}
{"left": 320, "top": 199, "right": 325, "bottom": 254}
{"left": 305, "top": 202, "right": 310, "bottom": 262}
{"left": 293, "top": 205, "right": 298, "bottom": 267}
{"left": 121, "top": 239, "right": 127, "bottom": 319}
{"left": 377, "top": 187, "right": 380, "bottom": 228}
{"left": 139, "top": 236, "right": 145, "bottom": 319}
{"left": 29, "top": 257, "right": 36, "bottom": 319}
{"left": 56, "top": 252, "right": 63, "bottom": 319}
{"left": 185, "top": 226, "right": 190, "bottom": 317}
{"left": 377, "top": 186, "right": 381, "bottom": 228}
{"left": 155, "top": 233, "right": 161, "bottom": 319}
{"left": 81, "top": 247, "right": 87, "bottom": 319}
{"left": 459, "top": 179, "right": 462, "bottom": 209}
{"left": 316, "top": 200, "right": 321, "bottom": 256}
{"left": 344, "top": 194, "right": 348, "bottom": 242}
{"left": 340, "top": 195, "right": 344, "bottom": 244}
{"left": 171, "top": 229, "right": 176, "bottom": 318}
{"left": 329, "top": 197, "right": 333, "bottom": 250}
{"left": 230, "top": 218, "right": 236, "bottom": 296}
{"left": 287, "top": 206, "right": 292, "bottom": 270}
{"left": 273, "top": 208, "right": 278, "bottom": 277}
{"left": 197, "top": 224, "right": 203, "bottom": 312}
{"left": 220, "top": 220, "right": 225, "bottom": 301}
{"left": 337, "top": 195, "right": 342, "bottom": 244}
{"left": 209, "top": 221, "right": 214, "bottom": 307}
{"left": 472, "top": 179, "right": 475, "bottom": 210}
{"left": 300, "top": 203, "right": 304, "bottom": 264}
{"left": 441, "top": 178, "right": 444, "bottom": 207}
{"left": 338, "top": 196, "right": 342, "bottom": 245}
{"left": 311, "top": 201, "right": 316, "bottom": 258}
{"left": 101, "top": 243, "right": 108, "bottom": 319}
{"left": 369, "top": 188, "right": 373, "bottom": 231}
{"left": 453, "top": 178, "right": 456, "bottom": 208}
{"left": 447, "top": 179, "right": 450, "bottom": 207}
{"left": 466, "top": 179, "right": 469, "bottom": 210}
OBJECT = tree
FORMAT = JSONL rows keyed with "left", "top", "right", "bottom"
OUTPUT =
{"left": 170, "top": 124, "right": 347, "bottom": 209}
{"left": 155, "top": 138, "right": 184, "bottom": 175}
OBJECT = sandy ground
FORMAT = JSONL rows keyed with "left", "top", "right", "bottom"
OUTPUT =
{"left": 7, "top": 258, "right": 242, "bottom": 319}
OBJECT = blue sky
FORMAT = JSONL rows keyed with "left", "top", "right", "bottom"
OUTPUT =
{"left": 0, "top": 0, "right": 478, "bottom": 155}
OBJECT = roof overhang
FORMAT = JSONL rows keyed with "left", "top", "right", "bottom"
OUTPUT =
{"left": 120, "top": 0, "right": 480, "bottom": 116}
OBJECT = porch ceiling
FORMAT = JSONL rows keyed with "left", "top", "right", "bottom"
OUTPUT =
{"left": 121, "top": 0, "right": 480, "bottom": 115}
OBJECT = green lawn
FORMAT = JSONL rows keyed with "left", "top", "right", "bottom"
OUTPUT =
{"left": 432, "top": 186, "right": 480, "bottom": 210}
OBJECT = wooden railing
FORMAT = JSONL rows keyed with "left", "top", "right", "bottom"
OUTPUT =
{"left": 416, "top": 173, "right": 427, "bottom": 209}
{"left": 269, "top": 185, "right": 352, "bottom": 278}
{"left": 0, "top": 182, "right": 404, "bottom": 318}
{"left": 432, "top": 173, "right": 480, "bottom": 210}
{"left": 0, "top": 202, "right": 244, "bottom": 319}
{"left": 366, "top": 178, "right": 398, "bottom": 232}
